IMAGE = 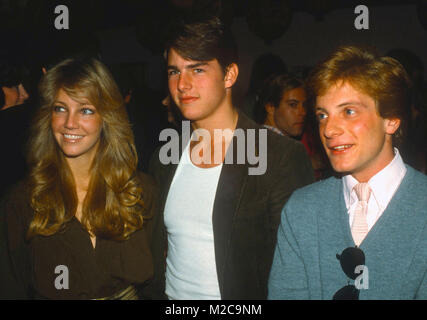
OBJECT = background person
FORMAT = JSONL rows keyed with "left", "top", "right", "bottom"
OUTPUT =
{"left": 0, "top": 60, "right": 33, "bottom": 198}
{"left": 255, "top": 73, "right": 331, "bottom": 180}
{"left": 255, "top": 74, "right": 307, "bottom": 138}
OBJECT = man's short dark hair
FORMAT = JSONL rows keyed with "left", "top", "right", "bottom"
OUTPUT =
{"left": 164, "top": 16, "right": 238, "bottom": 73}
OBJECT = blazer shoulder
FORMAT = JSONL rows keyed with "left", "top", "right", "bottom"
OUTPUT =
{"left": 148, "top": 141, "right": 177, "bottom": 182}
{"left": 266, "top": 128, "right": 299, "bottom": 147}
{"left": 266, "top": 130, "right": 308, "bottom": 161}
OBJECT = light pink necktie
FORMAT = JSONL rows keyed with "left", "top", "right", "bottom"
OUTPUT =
{"left": 351, "top": 183, "right": 371, "bottom": 246}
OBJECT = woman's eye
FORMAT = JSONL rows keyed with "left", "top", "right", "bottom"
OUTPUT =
{"left": 82, "top": 108, "right": 95, "bottom": 115}
{"left": 53, "top": 106, "right": 66, "bottom": 112}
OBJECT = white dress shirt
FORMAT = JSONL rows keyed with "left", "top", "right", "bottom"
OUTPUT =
{"left": 343, "top": 148, "right": 407, "bottom": 231}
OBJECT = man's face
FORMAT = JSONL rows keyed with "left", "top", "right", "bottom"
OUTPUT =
{"left": 167, "top": 48, "right": 232, "bottom": 122}
{"left": 273, "top": 87, "right": 306, "bottom": 137}
{"left": 315, "top": 82, "right": 399, "bottom": 182}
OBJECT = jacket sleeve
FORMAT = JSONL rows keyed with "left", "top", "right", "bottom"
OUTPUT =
{"left": 137, "top": 171, "right": 159, "bottom": 243}
{"left": 268, "top": 140, "right": 314, "bottom": 235}
{"left": 268, "top": 202, "right": 309, "bottom": 300}
{"left": 269, "top": 141, "right": 314, "bottom": 248}
{"left": 0, "top": 183, "right": 33, "bottom": 299}
{"left": 139, "top": 151, "right": 168, "bottom": 300}
{"left": 257, "top": 139, "right": 314, "bottom": 298}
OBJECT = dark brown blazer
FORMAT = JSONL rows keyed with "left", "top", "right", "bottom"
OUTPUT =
{"left": 146, "top": 112, "right": 314, "bottom": 299}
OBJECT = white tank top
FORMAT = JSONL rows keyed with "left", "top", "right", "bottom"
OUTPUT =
{"left": 164, "top": 140, "right": 223, "bottom": 300}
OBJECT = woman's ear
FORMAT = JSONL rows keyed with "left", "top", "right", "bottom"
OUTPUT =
{"left": 224, "top": 63, "right": 239, "bottom": 89}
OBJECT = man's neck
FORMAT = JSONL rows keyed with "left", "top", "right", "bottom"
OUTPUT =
{"left": 188, "top": 98, "right": 238, "bottom": 168}
{"left": 352, "top": 146, "right": 396, "bottom": 183}
{"left": 191, "top": 100, "right": 238, "bottom": 135}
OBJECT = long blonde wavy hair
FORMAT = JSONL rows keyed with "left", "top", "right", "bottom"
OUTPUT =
{"left": 27, "top": 57, "right": 147, "bottom": 241}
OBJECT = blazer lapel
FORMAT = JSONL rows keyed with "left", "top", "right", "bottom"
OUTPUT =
{"left": 212, "top": 112, "right": 255, "bottom": 296}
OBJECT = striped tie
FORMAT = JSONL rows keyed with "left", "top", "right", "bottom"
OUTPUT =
{"left": 351, "top": 183, "right": 371, "bottom": 246}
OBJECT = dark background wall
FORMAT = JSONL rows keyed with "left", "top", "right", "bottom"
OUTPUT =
{"left": 231, "top": 4, "right": 427, "bottom": 103}
{"left": 1, "top": 0, "right": 427, "bottom": 109}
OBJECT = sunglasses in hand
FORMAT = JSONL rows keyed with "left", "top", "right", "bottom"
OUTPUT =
{"left": 333, "top": 246, "right": 366, "bottom": 300}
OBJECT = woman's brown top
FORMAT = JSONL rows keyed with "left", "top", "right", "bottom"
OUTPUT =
{"left": 3, "top": 172, "right": 157, "bottom": 299}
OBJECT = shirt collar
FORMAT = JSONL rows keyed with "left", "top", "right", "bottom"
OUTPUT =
{"left": 343, "top": 148, "right": 407, "bottom": 210}
{"left": 263, "top": 124, "right": 284, "bottom": 136}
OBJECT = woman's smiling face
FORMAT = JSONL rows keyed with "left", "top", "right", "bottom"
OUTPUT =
{"left": 51, "top": 89, "right": 103, "bottom": 163}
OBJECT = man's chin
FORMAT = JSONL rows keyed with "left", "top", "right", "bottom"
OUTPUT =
{"left": 180, "top": 110, "right": 208, "bottom": 122}
{"left": 178, "top": 107, "right": 198, "bottom": 120}
{"left": 330, "top": 163, "right": 354, "bottom": 176}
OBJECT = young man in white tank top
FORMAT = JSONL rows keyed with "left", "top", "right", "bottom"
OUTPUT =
{"left": 147, "top": 16, "right": 314, "bottom": 300}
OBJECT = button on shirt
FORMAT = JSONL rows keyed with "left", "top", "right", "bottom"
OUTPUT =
{"left": 343, "top": 148, "right": 407, "bottom": 231}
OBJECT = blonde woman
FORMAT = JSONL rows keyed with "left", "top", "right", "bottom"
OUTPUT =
{"left": 2, "top": 58, "right": 157, "bottom": 299}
